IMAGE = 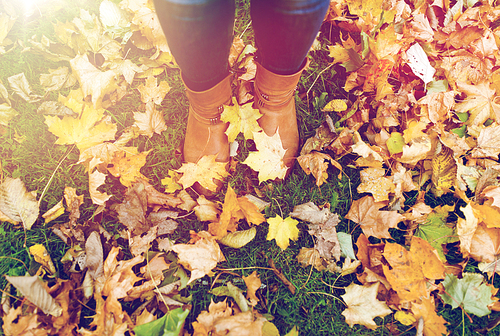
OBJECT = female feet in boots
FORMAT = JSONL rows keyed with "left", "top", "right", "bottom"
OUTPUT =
{"left": 154, "top": 0, "right": 330, "bottom": 187}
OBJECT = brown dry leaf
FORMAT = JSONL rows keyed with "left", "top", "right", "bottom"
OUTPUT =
{"left": 297, "top": 152, "right": 333, "bottom": 187}
{"left": 410, "top": 297, "right": 448, "bottom": 336}
{"left": 296, "top": 247, "right": 325, "bottom": 271}
{"left": 7, "top": 73, "right": 42, "bottom": 103}
{"left": 2, "top": 306, "right": 43, "bottom": 336}
{"left": 171, "top": 231, "right": 225, "bottom": 285}
{"left": 341, "top": 282, "right": 392, "bottom": 330}
{"left": 457, "top": 202, "right": 479, "bottom": 255}
{"left": 243, "top": 271, "right": 261, "bottom": 306}
{"left": 471, "top": 124, "right": 500, "bottom": 159}
{"left": 5, "top": 275, "right": 62, "bottom": 317}
{"left": 141, "top": 178, "right": 181, "bottom": 208}
{"left": 194, "top": 195, "right": 220, "bottom": 222}
{"left": 177, "top": 189, "right": 197, "bottom": 212}
{"left": 133, "top": 103, "right": 167, "bottom": 137}
{"left": 85, "top": 231, "right": 104, "bottom": 280}
{"left": 482, "top": 186, "right": 500, "bottom": 209}
{"left": 291, "top": 202, "right": 341, "bottom": 261}
{"left": 242, "top": 131, "right": 288, "bottom": 182}
{"left": 39, "top": 66, "right": 77, "bottom": 92}
{"left": 140, "top": 253, "right": 170, "bottom": 281}
{"left": 357, "top": 167, "right": 396, "bottom": 202}
{"left": 69, "top": 55, "right": 118, "bottom": 108}
{"left": 469, "top": 223, "right": 500, "bottom": 264}
{"left": 88, "top": 163, "right": 112, "bottom": 206}
{"left": 399, "top": 135, "right": 432, "bottom": 165}
{"left": 345, "top": 196, "right": 403, "bottom": 239}
{"left": 456, "top": 81, "right": 500, "bottom": 126}
{"left": 418, "top": 91, "right": 455, "bottom": 124}
{"left": 115, "top": 181, "right": 148, "bottom": 235}
{"left": 148, "top": 210, "right": 178, "bottom": 235}
{"left": 129, "top": 226, "right": 158, "bottom": 257}
{"left": 177, "top": 155, "right": 229, "bottom": 192}
{"left": 137, "top": 75, "right": 170, "bottom": 105}
{"left": 107, "top": 149, "right": 151, "bottom": 187}
{"left": 0, "top": 177, "right": 39, "bottom": 230}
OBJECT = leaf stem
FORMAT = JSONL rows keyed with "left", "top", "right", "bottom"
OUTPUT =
{"left": 39, "top": 144, "right": 76, "bottom": 207}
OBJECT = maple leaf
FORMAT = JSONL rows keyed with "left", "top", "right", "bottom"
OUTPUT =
{"left": 39, "top": 66, "right": 77, "bottom": 92}
{"left": 209, "top": 184, "right": 243, "bottom": 238}
{"left": 296, "top": 247, "right": 325, "bottom": 271}
{"left": 471, "top": 124, "right": 500, "bottom": 159}
{"left": 133, "top": 103, "right": 167, "bottom": 138}
{"left": 176, "top": 155, "right": 228, "bottom": 192}
{"left": 194, "top": 195, "right": 220, "bottom": 222}
{"left": 410, "top": 297, "right": 448, "bottom": 336}
{"left": 243, "top": 131, "right": 288, "bottom": 183}
{"left": 297, "top": 152, "right": 336, "bottom": 187}
{"left": 88, "top": 163, "right": 112, "bottom": 206}
{"left": 341, "top": 282, "right": 392, "bottom": 330}
{"left": 243, "top": 271, "right": 261, "bottom": 306}
{"left": 357, "top": 167, "right": 396, "bottom": 202}
{"left": 266, "top": 215, "right": 299, "bottom": 250}
{"left": 172, "top": 231, "right": 225, "bottom": 285}
{"left": 69, "top": 55, "right": 118, "bottom": 108}
{"left": 221, "top": 97, "right": 263, "bottom": 142}
{"left": 457, "top": 202, "right": 479, "bottom": 255}
{"left": 455, "top": 81, "right": 500, "bottom": 126}
{"left": 137, "top": 75, "right": 170, "bottom": 105}
{"left": 345, "top": 196, "right": 403, "bottom": 239}
{"left": 44, "top": 104, "right": 117, "bottom": 152}
{"left": 440, "top": 273, "right": 495, "bottom": 317}
{"left": 107, "top": 149, "right": 151, "bottom": 187}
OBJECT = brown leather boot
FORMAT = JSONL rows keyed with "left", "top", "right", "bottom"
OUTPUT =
{"left": 254, "top": 60, "right": 309, "bottom": 169}
{"left": 183, "top": 74, "right": 232, "bottom": 164}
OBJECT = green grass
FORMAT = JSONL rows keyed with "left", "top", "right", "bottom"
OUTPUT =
{"left": 2, "top": 0, "right": 500, "bottom": 335}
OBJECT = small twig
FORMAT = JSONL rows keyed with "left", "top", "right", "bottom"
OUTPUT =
{"left": 267, "top": 257, "right": 296, "bottom": 294}
{"left": 320, "top": 278, "right": 345, "bottom": 290}
{"left": 238, "top": 21, "right": 252, "bottom": 39}
{"left": 306, "top": 63, "right": 334, "bottom": 98}
{"left": 216, "top": 267, "right": 273, "bottom": 271}
{"left": 39, "top": 144, "right": 76, "bottom": 207}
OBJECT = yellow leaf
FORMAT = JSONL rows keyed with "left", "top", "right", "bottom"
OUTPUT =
{"left": 322, "top": 99, "right": 347, "bottom": 112}
{"left": 243, "top": 131, "right": 288, "bottom": 183}
{"left": 160, "top": 170, "right": 183, "bottom": 193}
{"left": 394, "top": 311, "right": 416, "bottom": 326}
{"left": 29, "top": 244, "right": 56, "bottom": 275}
{"left": 137, "top": 75, "right": 170, "bottom": 105}
{"left": 42, "top": 199, "right": 65, "bottom": 224}
{"left": 455, "top": 81, "right": 500, "bottom": 126}
{"left": 221, "top": 98, "right": 263, "bottom": 142}
{"left": 218, "top": 227, "right": 257, "bottom": 248}
{"left": 266, "top": 215, "right": 299, "bottom": 250}
{"left": 328, "top": 44, "right": 350, "bottom": 64}
{"left": 357, "top": 167, "right": 395, "bottom": 202}
{"left": 403, "top": 120, "right": 428, "bottom": 143}
{"left": 177, "top": 155, "right": 228, "bottom": 192}
{"left": 431, "top": 143, "right": 457, "bottom": 196}
{"left": 44, "top": 104, "right": 117, "bottom": 152}
{"left": 107, "top": 149, "right": 151, "bottom": 187}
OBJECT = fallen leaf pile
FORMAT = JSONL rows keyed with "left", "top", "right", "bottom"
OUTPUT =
{"left": 2, "top": 0, "right": 500, "bottom": 334}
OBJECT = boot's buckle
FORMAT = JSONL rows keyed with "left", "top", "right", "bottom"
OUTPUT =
{"left": 209, "top": 116, "right": 221, "bottom": 125}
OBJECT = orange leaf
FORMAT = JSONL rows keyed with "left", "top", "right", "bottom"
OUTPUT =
{"left": 411, "top": 297, "right": 448, "bottom": 336}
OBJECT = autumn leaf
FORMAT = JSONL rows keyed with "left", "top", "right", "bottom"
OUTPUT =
{"left": 137, "top": 75, "right": 170, "bottom": 105}
{"left": 70, "top": 54, "right": 118, "bottom": 108}
{"left": 357, "top": 167, "right": 395, "bottom": 202}
{"left": 455, "top": 81, "right": 500, "bottom": 126}
{"left": 296, "top": 247, "right": 325, "bottom": 271}
{"left": 410, "top": 297, "right": 448, "bottom": 336}
{"left": 345, "top": 196, "right": 403, "bottom": 239}
{"left": 471, "top": 124, "right": 500, "bottom": 159}
{"left": 243, "top": 131, "right": 288, "bottom": 183}
{"left": 177, "top": 155, "right": 228, "bottom": 192}
{"left": 194, "top": 195, "right": 219, "bottom": 222}
{"left": 107, "top": 149, "right": 151, "bottom": 187}
{"left": 266, "top": 215, "right": 299, "bottom": 250}
{"left": 171, "top": 231, "right": 225, "bottom": 285}
{"left": 221, "top": 97, "right": 263, "bottom": 142}
{"left": 44, "top": 104, "right": 117, "bottom": 152}
{"left": 133, "top": 104, "right": 167, "bottom": 137}
{"left": 209, "top": 184, "right": 243, "bottom": 238}
{"left": 88, "top": 163, "right": 112, "bottom": 206}
{"left": 431, "top": 142, "right": 457, "bottom": 196}
{"left": 297, "top": 152, "right": 335, "bottom": 187}
{"left": 29, "top": 244, "right": 56, "bottom": 275}
{"left": 440, "top": 273, "right": 495, "bottom": 317}
{"left": 134, "top": 308, "right": 189, "bottom": 336}
{"left": 5, "top": 275, "right": 62, "bottom": 317}
{"left": 0, "top": 177, "right": 39, "bottom": 230}
{"left": 341, "top": 282, "right": 392, "bottom": 330}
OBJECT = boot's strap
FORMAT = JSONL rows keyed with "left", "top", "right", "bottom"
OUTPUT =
{"left": 254, "top": 83, "right": 296, "bottom": 109}
{"left": 191, "top": 104, "right": 225, "bottom": 125}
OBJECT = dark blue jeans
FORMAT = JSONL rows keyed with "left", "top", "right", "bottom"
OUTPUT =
{"left": 153, "top": 0, "right": 329, "bottom": 91}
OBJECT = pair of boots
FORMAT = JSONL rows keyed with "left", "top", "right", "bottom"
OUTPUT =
{"left": 182, "top": 61, "right": 308, "bottom": 180}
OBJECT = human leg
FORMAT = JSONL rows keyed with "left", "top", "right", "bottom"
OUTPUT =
{"left": 154, "top": 0, "right": 235, "bottom": 166}
{"left": 251, "top": 0, "right": 329, "bottom": 168}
